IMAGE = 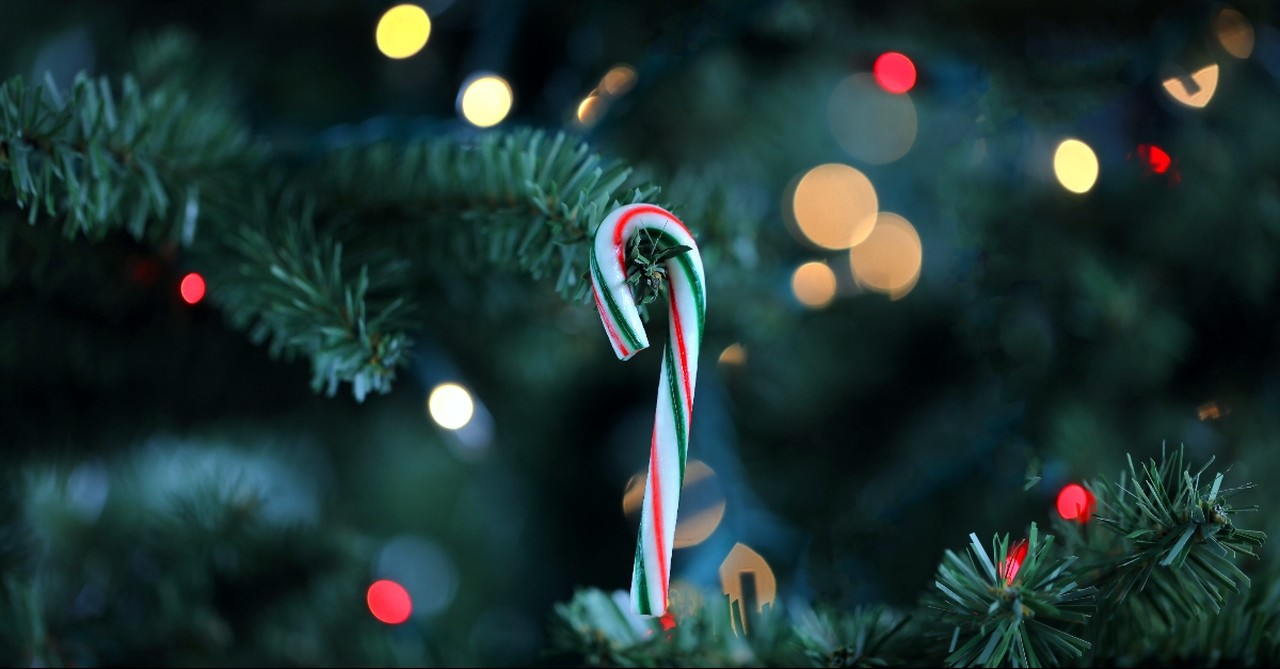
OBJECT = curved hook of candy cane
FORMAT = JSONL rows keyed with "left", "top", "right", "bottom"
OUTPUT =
{"left": 588, "top": 203, "right": 706, "bottom": 617}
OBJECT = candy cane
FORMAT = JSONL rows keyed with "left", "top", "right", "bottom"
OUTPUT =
{"left": 589, "top": 203, "right": 705, "bottom": 617}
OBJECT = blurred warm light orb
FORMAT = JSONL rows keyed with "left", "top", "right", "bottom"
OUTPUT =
{"left": 576, "top": 92, "right": 603, "bottom": 126}
{"left": 1053, "top": 138, "right": 1099, "bottom": 194}
{"left": 719, "top": 542, "right": 776, "bottom": 636}
{"left": 1162, "top": 64, "right": 1219, "bottom": 109}
{"left": 791, "top": 261, "right": 838, "bottom": 309}
{"left": 873, "top": 52, "right": 917, "bottom": 94}
{"left": 600, "top": 64, "right": 637, "bottom": 95}
{"left": 428, "top": 383, "right": 474, "bottom": 430}
{"left": 849, "top": 213, "right": 922, "bottom": 299}
{"left": 375, "top": 4, "right": 432, "bottom": 59}
{"left": 367, "top": 579, "right": 413, "bottom": 624}
{"left": 1216, "top": 7, "right": 1255, "bottom": 59}
{"left": 792, "top": 163, "right": 878, "bottom": 249}
{"left": 180, "top": 272, "right": 206, "bottom": 304}
{"left": 828, "top": 73, "right": 917, "bottom": 164}
{"left": 622, "top": 459, "right": 725, "bottom": 549}
{"left": 718, "top": 343, "right": 747, "bottom": 367}
{"left": 1056, "top": 483, "right": 1095, "bottom": 522}
{"left": 459, "top": 74, "right": 513, "bottom": 127}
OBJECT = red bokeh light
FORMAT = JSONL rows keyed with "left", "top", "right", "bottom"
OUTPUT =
{"left": 873, "top": 52, "right": 917, "bottom": 94}
{"left": 1137, "top": 144, "right": 1171, "bottom": 174}
{"left": 659, "top": 611, "right": 678, "bottom": 631}
{"left": 367, "top": 579, "right": 412, "bottom": 624}
{"left": 180, "top": 272, "right": 206, "bottom": 305}
{"left": 1056, "top": 483, "right": 1095, "bottom": 522}
{"left": 1000, "top": 538, "right": 1028, "bottom": 583}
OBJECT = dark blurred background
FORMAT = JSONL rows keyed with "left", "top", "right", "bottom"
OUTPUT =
{"left": 2, "top": 0, "right": 1279, "bottom": 665}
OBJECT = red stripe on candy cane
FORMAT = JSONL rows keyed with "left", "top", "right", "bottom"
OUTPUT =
{"left": 669, "top": 295, "right": 693, "bottom": 416}
{"left": 648, "top": 425, "right": 669, "bottom": 607}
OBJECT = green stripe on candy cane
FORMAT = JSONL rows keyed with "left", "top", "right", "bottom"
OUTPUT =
{"left": 589, "top": 203, "right": 705, "bottom": 617}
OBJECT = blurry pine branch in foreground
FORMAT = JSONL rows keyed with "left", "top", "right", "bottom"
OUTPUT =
{"left": 552, "top": 445, "right": 1271, "bottom": 668}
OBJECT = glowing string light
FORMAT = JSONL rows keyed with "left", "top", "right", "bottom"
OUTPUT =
{"left": 180, "top": 272, "right": 206, "bottom": 305}
{"left": 873, "top": 52, "right": 917, "bottom": 94}
{"left": 375, "top": 4, "right": 432, "bottom": 59}
{"left": 1053, "top": 139, "right": 1099, "bottom": 194}
{"left": 1056, "top": 483, "right": 1095, "bottom": 522}
{"left": 459, "top": 74, "right": 513, "bottom": 128}
{"left": 367, "top": 579, "right": 413, "bottom": 624}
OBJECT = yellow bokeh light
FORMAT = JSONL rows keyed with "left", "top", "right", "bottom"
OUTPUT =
{"left": 459, "top": 74, "right": 514, "bottom": 128}
{"left": 576, "top": 92, "right": 604, "bottom": 126}
{"left": 621, "top": 460, "right": 725, "bottom": 549}
{"left": 719, "top": 542, "right": 776, "bottom": 635}
{"left": 600, "top": 64, "right": 637, "bottom": 96}
{"left": 375, "top": 4, "right": 432, "bottom": 60}
{"left": 1162, "top": 64, "right": 1219, "bottom": 109}
{"left": 1216, "top": 8, "right": 1254, "bottom": 59}
{"left": 428, "top": 383, "right": 474, "bottom": 430}
{"left": 849, "top": 212, "right": 922, "bottom": 299}
{"left": 1053, "top": 138, "right": 1099, "bottom": 194}
{"left": 718, "top": 343, "right": 747, "bottom": 367}
{"left": 791, "top": 262, "right": 837, "bottom": 309}
{"left": 792, "top": 163, "right": 878, "bottom": 250}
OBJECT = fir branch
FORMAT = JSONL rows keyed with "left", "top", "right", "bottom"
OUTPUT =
{"left": 924, "top": 523, "right": 1095, "bottom": 668}
{"left": 549, "top": 586, "right": 803, "bottom": 667}
{"left": 792, "top": 604, "right": 911, "bottom": 667}
{"left": 306, "top": 128, "right": 661, "bottom": 303}
{"left": 0, "top": 71, "right": 254, "bottom": 242}
{"left": 1088, "top": 444, "right": 1266, "bottom": 622}
{"left": 199, "top": 187, "right": 415, "bottom": 402}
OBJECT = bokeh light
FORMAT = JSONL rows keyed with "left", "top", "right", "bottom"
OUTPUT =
{"left": 367, "top": 579, "right": 412, "bottom": 624}
{"left": 1001, "top": 538, "right": 1028, "bottom": 584}
{"left": 576, "top": 92, "right": 604, "bottom": 126}
{"left": 1198, "top": 401, "right": 1223, "bottom": 421}
{"left": 622, "top": 460, "right": 725, "bottom": 548}
{"left": 1216, "top": 7, "right": 1255, "bottom": 59}
{"left": 718, "top": 343, "right": 747, "bottom": 367}
{"left": 719, "top": 542, "right": 776, "bottom": 636}
{"left": 1136, "top": 144, "right": 1171, "bottom": 175}
{"left": 873, "top": 52, "right": 917, "bottom": 94}
{"left": 1056, "top": 483, "right": 1095, "bottom": 522}
{"left": 1053, "top": 138, "right": 1099, "bottom": 194}
{"left": 791, "top": 163, "right": 878, "bottom": 250}
{"left": 180, "top": 272, "right": 205, "bottom": 304}
{"left": 600, "top": 64, "right": 637, "bottom": 95}
{"left": 828, "top": 73, "right": 917, "bottom": 164}
{"left": 428, "top": 382, "right": 474, "bottom": 430}
{"left": 375, "top": 4, "right": 431, "bottom": 60}
{"left": 459, "top": 74, "right": 513, "bottom": 128}
{"left": 1162, "top": 64, "right": 1219, "bottom": 109}
{"left": 849, "top": 213, "right": 922, "bottom": 299}
{"left": 376, "top": 534, "right": 458, "bottom": 617}
{"left": 791, "top": 262, "right": 837, "bottom": 309}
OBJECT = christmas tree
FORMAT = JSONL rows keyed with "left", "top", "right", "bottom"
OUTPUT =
{"left": 2, "top": 0, "right": 1279, "bottom": 666}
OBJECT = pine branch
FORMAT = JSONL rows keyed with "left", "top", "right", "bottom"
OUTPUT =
{"left": 0, "top": 71, "right": 254, "bottom": 242}
{"left": 197, "top": 188, "right": 416, "bottom": 402}
{"left": 791, "top": 604, "right": 912, "bottom": 667}
{"left": 1087, "top": 444, "right": 1266, "bottom": 622}
{"left": 306, "top": 128, "right": 660, "bottom": 303}
{"left": 549, "top": 586, "right": 804, "bottom": 667}
{"left": 923, "top": 523, "right": 1095, "bottom": 668}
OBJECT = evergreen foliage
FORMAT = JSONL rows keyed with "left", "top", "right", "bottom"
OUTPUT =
{"left": 2, "top": 2, "right": 1279, "bottom": 667}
